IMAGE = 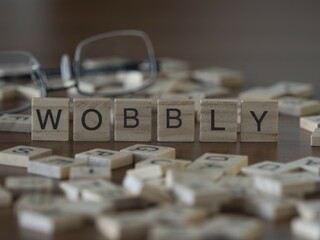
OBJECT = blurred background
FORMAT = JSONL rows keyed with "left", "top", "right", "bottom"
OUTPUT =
{"left": 0, "top": 0, "right": 320, "bottom": 86}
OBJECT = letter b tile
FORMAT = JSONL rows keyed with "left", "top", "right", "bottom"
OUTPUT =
{"left": 240, "top": 100, "right": 278, "bottom": 142}
{"left": 73, "top": 98, "right": 111, "bottom": 141}
{"left": 32, "top": 98, "right": 69, "bottom": 141}
{"left": 114, "top": 99, "right": 152, "bottom": 141}
{"left": 157, "top": 99, "right": 195, "bottom": 142}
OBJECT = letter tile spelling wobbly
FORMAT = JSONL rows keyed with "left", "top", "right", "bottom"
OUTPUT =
{"left": 32, "top": 98, "right": 69, "bottom": 141}
{"left": 240, "top": 100, "right": 278, "bottom": 142}
{"left": 157, "top": 99, "right": 195, "bottom": 142}
{"left": 73, "top": 98, "right": 111, "bottom": 141}
{"left": 114, "top": 99, "right": 152, "bottom": 142}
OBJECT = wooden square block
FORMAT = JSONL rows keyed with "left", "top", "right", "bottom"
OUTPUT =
{"left": 73, "top": 98, "right": 111, "bottom": 141}
{"left": 288, "top": 156, "right": 320, "bottom": 174}
{"left": 200, "top": 99, "right": 238, "bottom": 142}
{"left": 69, "top": 166, "right": 111, "bottom": 180}
{"left": 240, "top": 100, "right": 278, "bottom": 142}
{"left": 241, "top": 161, "right": 295, "bottom": 177}
{"left": 0, "top": 187, "right": 12, "bottom": 208}
{"left": 135, "top": 158, "right": 191, "bottom": 171}
{"left": 32, "top": 97, "right": 69, "bottom": 141}
{"left": 311, "top": 128, "right": 320, "bottom": 146}
{"left": 0, "top": 114, "right": 31, "bottom": 133}
{"left": 16, "top": 194, "right": 68, "bottom": 212}
{"left": 186, "top": 162, "right": 225, "bottom": 181}
{"left": 17, "top": 208, "right": 85, "bottom": 235}
{"left": 114, "top": 99, "right": 152, "bottom": 141}
{"left": 194, "top": 153, "right": 248, "bottom": 176}
{"left": 120, "top": 144, "right": 176, "bottom": 163}
{"left": 297, "top": 200, "right": 320, "bottom": 220}
{"left": 0, "top": 145, "right": 52, "bottom": 167}
{"left": 5, "top": 176, "right": 54, "bottom": 192}
{"left": 75, "top": 149, "right": 133, "bottom": 169}
{"left": 28, "top": 155, "right": 86, "bottom": 179}
{"left": 292, "top": 218, "right": 320, "bottom": 240}
{"left": 278, "top": 97, "right": 320, "bottom": 116}
{"left": 157, "top": 100, "right": 195, "bottom": 142}
{"left": 300, "top": 115, "right": 320, "bottom": 132}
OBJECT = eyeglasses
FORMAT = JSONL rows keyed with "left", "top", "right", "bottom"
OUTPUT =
{"left": 0, "top": 29, "right": 157, "bottom": 114}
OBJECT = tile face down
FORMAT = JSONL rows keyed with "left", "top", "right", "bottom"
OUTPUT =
{"left": 240, "top": 100, "right": 278, "bottom": 142}
{"left": 73, "top": 98, "right": 111, "bottom": 141}
{"left": 32, "top": 98, "right": 69, "bottom": 141}
{"left": 200, "top": 99, "right": 238, "bottom": 142}
{"left": 157, "top": 99, "right": 195, "bottom": 142}
{"left": 114, "top": 99, "right": 152, "bottom": 142}
{"left": 0, "top": 145, "right": 52, "bottom": 167}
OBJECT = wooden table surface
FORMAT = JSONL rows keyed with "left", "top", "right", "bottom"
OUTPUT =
{"left": 1, "top": 1, "right": 320, "bottom": 239}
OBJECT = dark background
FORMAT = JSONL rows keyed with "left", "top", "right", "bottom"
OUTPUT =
{"left": 0, "top": 0, "right": 320, "bottom": 86}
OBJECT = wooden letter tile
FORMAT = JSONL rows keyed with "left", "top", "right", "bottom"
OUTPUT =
{"left": 135, "top": 158, "right": 191, "bottom": 171}
{"left": 28, "top": 155, "right": 86, "bottom": 179}
{"left": 0, "top": 145, "right": 52, "bottom": 167}
{"left": 240, "top": 100, "right": 278, "bottom": 142}
{"left": 120, "top": 144, "right": 175, "bottom": 163}
{"left": 311, "top": 128, "right": 320, "bottom": 146}
{"left": 200, "top": 99, "right": 238, "bottom": 142}
{"left": 5, "top": 176, "right": 54, "bottom": 192}
{"left": 278, "top": 97, "right": 320, "bottom": 116}
{"left": 69, "top": 166, "right": 111, "bottom": 180}
{"left": 75, "top": 149, "right": 133, "bottom": 169}
{"left": 241, "top": 161, "right": 295, "bottom": 176}
{"left": 114, "top": 99, "right": 152, "bottom": 141}
{"left": 300, "top": 115, "right": 320, "bottom": 132}
{"left": 157, "top": 99, "right": 195, "bottom": 142}
{"left": 32, "top": 97, "right": 69, "bottom": 141}
{"left": 73, "top": 98, "right": 110, "bottom": 141}
{"left": 0, "top": 114, "right": 31, "bottom": 133}
{"left": 287, "top": 156, "right": 320, "bottom": 174}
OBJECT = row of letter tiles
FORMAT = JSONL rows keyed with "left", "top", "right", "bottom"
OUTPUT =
{"left": 31, "top": 97, "right": 278, "bottom": 142}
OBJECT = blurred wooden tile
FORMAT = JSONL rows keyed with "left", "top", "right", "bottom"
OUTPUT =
{"left": 114, "top": 99, "right": 152, "bottom": 141}
{"left": 139, "top": 178, "right": 173, "bottom": 203}
{"left": 69, "top": 166, "right": 111, "bottom": 180}
{"left": 186, "top": 162, "right": 225, "bottom": 182}
{"left": 242, "top": 161, "right": 295, "bottom": 176}
{"left": 120, "top": 144, "right": 175, "bottom": 163}
{"left": 61, "top": 200, "right": 112, "bottom": 218}
{"left": 194, "top": 153, "right": 248, "bottom": 176}
{"left": 157, "top": 99, "right": 195, "bottom": 142}
{"left": 193, "top": 67, "right": 244, "bottom": 88}
{"left": 287, "top": 156, "right": 320, "bottom": 174}
{"left": 0, "top": 114, "right": 31, "bottom": 133}
{"left": 5, "top": 176, "right": 54, "bottom": 192}
{"left": 292, "top": 218, "right": 320, "bottom": 240}
{"left": 297, "top": 200, "right": 320, "bottom": 220}
{"left": 311, "top": 128, "right": 320, "bottom": 146}
{"left": 240, "top": 100, "right": 278, "bottom": 142}
{"left": 200, "top": 99, "right": 238, "bottom": 142}
{"left": 73, "top": 98, "right": 111, "bottom": 141}
{"left": 17, "top": 208, "right": 84, "bottom": 235}
{"left": 28, "top": 155, "right": 86, "bottom": 179}
{"left": 17, "top": 85, "right": 41, "bottom": 98}
{"left": 32, "top": 97, "right": 69, "bottom": 141}
{"left": 0, "top": 145, "right": 52, "bottom": 167}
{"left": 269, "top": 81, "right": 313, "bottom": 98}
{"left": 148, "top": 224, "right": 201, "bottom": 240}
{"left": 278, "top": 97, "right": 320, "bottom": 116}
{"left": 0, "top": 187, "right": 12, "bottom": 207}
{"left": 0, "top": 85, "right": 17, "bottom": 100}
{"left": 75, "top": 148, "right": 133, "bottom": 169}
{"left": 300, "top": 115, "right": 320, "bottom": 132}
{"left": 15, "top": 194, "right": 67, "bottom": 212}
{"left": 135, "top": 157, "right": 191, "bottom": 171}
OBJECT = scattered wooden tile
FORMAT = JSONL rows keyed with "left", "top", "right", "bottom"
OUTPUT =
{"left": 96, "top": 211, "right": 150, "bottom": 240}
{"left": 202, "top": 215, "right": 262, "bottom": 240}
{"left": 0, "top": 145, "right": 52, "bottom": 167}
{"left": 69, "top": 166, "right": 111, "bottom": 180}
{"left": 114, "top": 99, "right": 152, "bottom": 141}
{"left": 200, "top": 99, "right": 238, "bottom": 142}
{"left": 297, "top": 200, "right": 320, "bottom": 220}
{"left": 242, "top": 161, "right": 296, "bottom": 176}
{"left": 240, "top": 100, "right": 278, "bottom": 142}
{"left": 139, "top": 178, "right": 173, "bottom": 203}
{"left": 239, "top": 87, "right": 279, "bottom": 100}
{"left": 253, "top": 172, "right": 320, "bottom": 197}
{"left": 192, "top": 67, "right": 244, "bottom": 88}
{"left": 0, "top": 85, "right": 17, "bottom": 101}
{"left": 135, "top": 158, "right": 191, "bottom": 171}
{"left": 278, "top": 97, "right": 320, "bottom": 116}
{"left": 75, "top": 148, "right": 133, "bottom": 169}
{"left": 15, "top": 194, "right": 67, "bottom": 212}
{"left": 287, "top": 156, "right": 320, "bottom": 174}
{"left": 311, "top": 128, "right": 320, "bottom": 146}
{"left": 269, "top": 81, "right": 313, "bottom": 98}
{"left": 0, "top": 114, "right": 31, "bottom": 133}
{"left": 217, "top": 176, "right": 253, "bottom": 198}
{"left": 0, "top": 187, "right": 12, "bottom": 207}
{"left": 120, "top": 144, "right": 175, "bottom": 163}
{"left": 300, "top": 115, "right": 320, "bottom": 132}
{"left": 148, "top": 224, "right": 201, "bottom": 240}
{"left": 194, "top": 153, "right": 248, "bottom": 176}
{"left": 158, "top": 58, "right": 190, "bottom": 78}
{"left": 73, "top": 98, "right": 111, "bottom": 141}
{"left": 28, "top": 155, "right": 86, "bottom": 179}
{"left": 32, "top": 97, "right": 69, "bottom": 141}
{"left": 5, "top": 176, "right": 54, "bottom": 192}
{"left": 186, "top": 162, "right": 225, "bottom": 182}
{"left": 16, "top": 85, "right": 41, "bottom": 98}
{"left": 292, "top": 218, "right": 320, "bottom": 240}
{"left": 17, "top": 208, "right": 84, "bottom": 235}
{"left": 157, "top": 99, "right": 195, "bottom": 142}
{"left": 61, "top": 200, "right": 112, "bottom": 218}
